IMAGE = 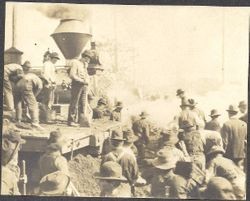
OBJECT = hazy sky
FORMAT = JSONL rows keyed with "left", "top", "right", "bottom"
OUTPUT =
{"left": 5, "top": 3, "right": 249, "bottom": 92}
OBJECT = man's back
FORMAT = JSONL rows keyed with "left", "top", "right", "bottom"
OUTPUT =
{"left": 205, "top": 119, "right": 221, "bottom": 132}
{"left": 221, "top": 118, "right": 247, "bottom": 159}
{"left": 39, "top": 150, "right": 68, "bottom": 179}
{"left": 16, "top": 73, "right": 42, "bottom": 92}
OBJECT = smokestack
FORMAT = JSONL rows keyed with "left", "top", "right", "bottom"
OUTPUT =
{"left": 51, "top": 19, "right": 92, "bottom": 59}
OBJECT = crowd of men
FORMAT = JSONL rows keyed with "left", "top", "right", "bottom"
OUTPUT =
{"left": 1, "top": 74, "right": 247, "bottom": 199}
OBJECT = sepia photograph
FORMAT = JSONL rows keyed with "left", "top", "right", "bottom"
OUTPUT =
{"left": 1, "top": 2, "right": 248, "bottom": 199}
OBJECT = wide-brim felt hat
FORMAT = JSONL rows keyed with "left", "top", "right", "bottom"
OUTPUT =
{"left": 111, "top": 130, "right": 125, "bottom": 141}
{"left": 139, "top": 111, "right": 149, "bottom": 117}
{"left": 123, "top": 129, "right": 138, "bottom": 142}
{"left": 188, "top": 98, "right": 197, "bottom": 106}
{"left": 176, "top": 89, "right": 185, "bottom": 96}
{"left": 206, "top": 145, "right": 225, "bottom": 156}
{"left": 21, "top": 61, "right": 32, "bottom": 68}
{"left": 152, "top": 149, "right": 177, "bottom": 170}
{"left": 209, "top": 109, "right": 221, "bottom": 117}
{"left": 39, "top": 171, "right": 70, "bottom": 195}
{"left": 226, "top": 105, "right": 238, "bottom": 113}
{"left": 95, "top": 161, "right": 127, "bottom": 181}
{"left": 82, "top": 50, "right": 93, "bottom": 59}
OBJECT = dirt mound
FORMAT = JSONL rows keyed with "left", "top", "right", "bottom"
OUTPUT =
{"left": 69, "top": 154, "right": 101, "bottom": 196}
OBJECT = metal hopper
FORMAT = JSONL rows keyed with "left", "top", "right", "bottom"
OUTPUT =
{"left": 51, "top": 19, "right": 92, "bottom": 59}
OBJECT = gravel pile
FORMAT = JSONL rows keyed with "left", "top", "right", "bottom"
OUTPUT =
{"left": 69, "top": 154, "right": 101, "bottom": 196}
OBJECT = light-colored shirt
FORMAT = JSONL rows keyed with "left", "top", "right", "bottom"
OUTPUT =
{"left": 4, "top": 63, "right": 22, "bottom": 80}
{"left": 43, "top": 61, "right": 56, "bottom": 83}
{"left": 68, "top": 59, "right": 89, "bottom": 84}
{"left": 16, "top": 73, "right": 43, "bottom": 92}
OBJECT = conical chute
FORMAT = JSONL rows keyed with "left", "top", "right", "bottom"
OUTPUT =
{"left": 51, "top": 19, "right": 92, "bottom": 60}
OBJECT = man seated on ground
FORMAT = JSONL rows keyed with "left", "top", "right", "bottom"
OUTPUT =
{"left": 95, "top": 161, "right": 131, "bottom": 197}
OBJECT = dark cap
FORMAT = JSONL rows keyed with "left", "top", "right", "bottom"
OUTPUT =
{"left": 50, "top": 52, "right": 60, "bottom": 60}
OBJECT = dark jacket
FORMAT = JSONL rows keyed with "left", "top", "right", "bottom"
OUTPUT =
{"left": 132, "top": 118, "right": 150, "bottom": 144}
{"left": 101, "top": 147, "right": 139, "bottom": 186}
{"left": 205, "top": 118, "right": 221, "bottom": 132}
{"left": 150, "top": 169, "right": 175, "bottom": 198}
{"left": 221, "top": 118, "right": 247, "bottom": 159}
{"left": 38, "top": 149, "right": 69, "bottom": 179}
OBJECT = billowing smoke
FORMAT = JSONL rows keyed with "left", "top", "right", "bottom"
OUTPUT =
{"left": 32, "top": 3, "right": 91, "bottom": 21}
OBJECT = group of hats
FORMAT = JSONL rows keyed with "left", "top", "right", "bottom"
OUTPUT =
{"left": 110, "top": 129, "right": 138, "bottom": 143}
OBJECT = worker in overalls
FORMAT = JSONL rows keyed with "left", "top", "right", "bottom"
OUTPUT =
{"left": 15, "top": 61, "right": 43, "bottom": 130}
{"left": 67, "top": 50, "right": 92, "bottom": 127}
{"left": 3, "top": 63, "right": 24, "bottom": 116}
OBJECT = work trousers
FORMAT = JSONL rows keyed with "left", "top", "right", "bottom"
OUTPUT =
{"left": 14, "top": 90, "right": 39, "bottom": 123}
{"left": 134, "top": 140, "right": 146, "bottom": 160}
{"left": 3, "top": 78, "right": 14, "bottom": 111}
{"left": 40, "top": 87, "right": 55, "bottom": 122}
{"left": 67, "top": 81, "right": 88, "bottom": 124}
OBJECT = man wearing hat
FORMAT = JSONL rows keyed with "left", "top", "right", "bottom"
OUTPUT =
{"left": 101, "top": 129, "right": 141, "bottom": 196}
{"left": 39, "top": 171, "right": 72, "bottom": 196}
{"left": 1, "top": 130, "right": 26, "bottom": 195}
{"left": 158, "top": 122, "right": 190, "bottom": 162}
{"left": 38, "top": 129, "right": 69, "bottom": 180}
{"left": 178, "top": 99, "right": 199, "bottom": 130}
{"left": 132, "top": 111, "right": 150, "bottom": 161}
{"left": 188, "top": 98, "right": 206, "bottom": 128}
{"left": 205, "top": 145, "right": 245, "bottom": 199}
{"left": 221, "top": 104, "right": 247, "bottom": 169}
{"left": 238, "top": 100, "right": 248, "bottom": 123}
{"left": 95, "top": 161, "right": 131, "bottom": 197}
{"left": 93, "top": 98, "right": 110, "bottom": 119}
{"left": 176, "top": 88, "right": 187, "bottom": 105}
{"left": 40, "top": 52, "right": 60, "bottom": 123}
{"left": 14, "top": 61, "right": 43, "bottom": 130}
{"left": 110, "top": 101, "right": 123, "bottom": 122}
{"left": 4, "top": 63, "right": 24, "bottom": 113}
{"left": 67, "top": 50, "right": 91, "bottom": 127}
{"left": 180, "top": 120, "right": 205, "bottom": 171}
{"left": 150, "top": 149, "right": 177, "bottom": 198}
{"left": 205, "top": 109, "right": 221, "bottom": 132}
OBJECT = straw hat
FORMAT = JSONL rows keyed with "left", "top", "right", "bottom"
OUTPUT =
{"left": 95, "top": 161, "right": 127, "bottom": 181}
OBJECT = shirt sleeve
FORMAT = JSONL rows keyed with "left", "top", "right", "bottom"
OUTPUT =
{"left": 42, "top": 62, "right": 51, "bottom": 82}
{"left": 55, "top": 156, "right": 69, "bottom": 175}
